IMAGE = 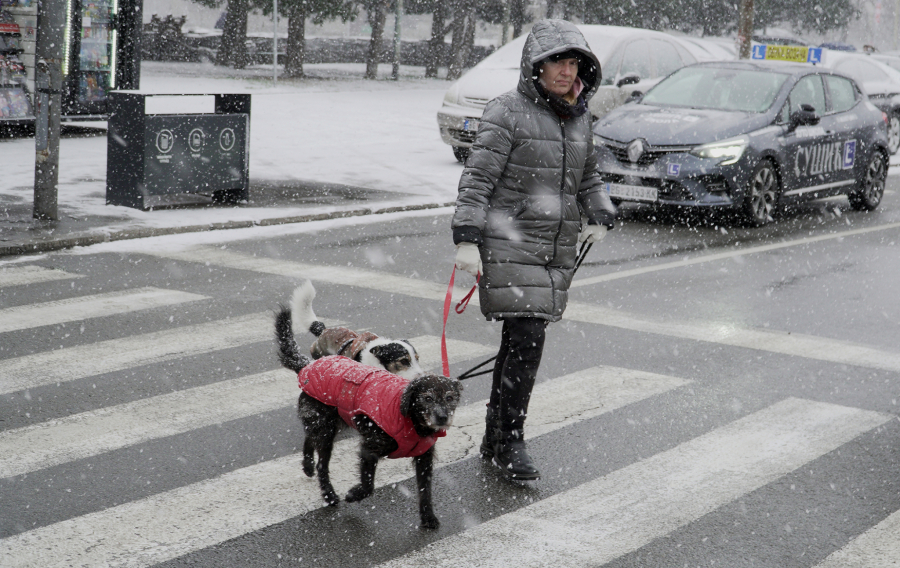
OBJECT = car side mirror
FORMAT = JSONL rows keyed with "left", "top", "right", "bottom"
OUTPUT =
{"left": 789, "top": 103, "right": 820, "bottom": 131}
{"left": 625, "top": 90, "right": 643, "bottom": 103}
{"left": 616, "top": 73, "right": 641, "bottom": 88}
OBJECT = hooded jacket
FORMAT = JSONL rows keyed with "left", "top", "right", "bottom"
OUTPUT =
{"left": 451, "top": 19, "right": 616, "bottom": 322}
{"left": 298, "top": 356, "right": 445, "bottom": 459}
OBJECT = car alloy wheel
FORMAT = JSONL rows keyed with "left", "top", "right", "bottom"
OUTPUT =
{"left": 849, "top": 151, "right": 887, "bottom": 211}
{"left": 889, "top": 115, "right": 900, "bottom": 155}
{"left": 743, "top": 160, "right": 779, "bottom": 227}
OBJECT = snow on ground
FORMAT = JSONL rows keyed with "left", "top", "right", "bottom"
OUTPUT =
{"left": 3, "top": 59, "right": 900, "bottom": 235}
{"left": 0, "top": 61, "right": 462, "bottom": 228}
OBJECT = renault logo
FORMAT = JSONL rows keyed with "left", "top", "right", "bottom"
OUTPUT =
{"left": 626, "top": 139, "right": 646, "bottom": 163}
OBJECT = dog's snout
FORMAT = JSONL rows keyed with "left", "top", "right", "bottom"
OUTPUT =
{"left": 430, "top": 406, "right": 454, "bottom": 428}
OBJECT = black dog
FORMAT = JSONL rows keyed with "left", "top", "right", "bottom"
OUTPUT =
{"left": 276, "top": 309, "right": 462, "bottom": 530}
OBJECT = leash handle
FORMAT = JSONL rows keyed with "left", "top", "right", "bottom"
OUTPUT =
{"left": 441, "top": 267, "right": 480, "bottom": 377}
{"left": 455, "top": 272, "right": 479, "bottom": 314}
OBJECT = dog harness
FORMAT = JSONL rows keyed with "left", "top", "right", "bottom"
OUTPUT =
{"left": 298, "top": 356, "right": 446, "bottom": 459}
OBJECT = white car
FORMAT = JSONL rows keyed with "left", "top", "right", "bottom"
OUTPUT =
{"left": 437, "top": 25, "right": 704, "bottom": 162}
{"left": 820, "top": 50, "right": 900, "bottom": 154}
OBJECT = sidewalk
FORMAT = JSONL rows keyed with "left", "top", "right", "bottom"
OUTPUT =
{"left": 0, "top": 177, "right": 453, "bottom": 258}
{"left": 0, "top": 61, "right": 463, "bottom": 259}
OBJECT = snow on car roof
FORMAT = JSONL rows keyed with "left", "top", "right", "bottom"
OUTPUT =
{"left": 474, "top": 25, "right": 679, "bottom": 70}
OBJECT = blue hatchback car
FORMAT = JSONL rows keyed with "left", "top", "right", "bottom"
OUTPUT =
{"left": 593, "top": 59, "right": 890, "bottom": 226}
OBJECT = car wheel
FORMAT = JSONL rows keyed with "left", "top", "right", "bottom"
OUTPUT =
{"left": 742, "top": 159, "right": 780, "bottom": 227}
{"left": 452, "top": 146, "right": 470, "bottom": 163}
{"left": 848, "top": 151, "right": 887, "bottom": 211}
{"left": 889, "top": 114, "right": 900, "bottom": 155}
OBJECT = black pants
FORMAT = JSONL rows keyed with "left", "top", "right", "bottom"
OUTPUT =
{"left": 489, "top": 316, "right": 548, "bottom": 433}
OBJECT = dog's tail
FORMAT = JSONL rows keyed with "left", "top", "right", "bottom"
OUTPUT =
{"left": 275, "top": 304, "right": 311, "bottom": 374}
{"left": 291, "top": 280, "right": 326, "bottom": 337}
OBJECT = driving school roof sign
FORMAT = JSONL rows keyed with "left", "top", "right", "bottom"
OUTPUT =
{"left": 752, "top": 44, "right": 823, "bottom": 64}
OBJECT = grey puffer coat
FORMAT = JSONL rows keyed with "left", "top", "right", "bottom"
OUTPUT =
{"left": 451, "top": 19, "right": 616, "bottom": 322}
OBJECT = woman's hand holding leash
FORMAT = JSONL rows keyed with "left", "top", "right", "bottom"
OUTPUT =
{"left": 454, "top": 242, "right": 482, "bottom": 277}
{"left": 578, "top": 224, "right": 607, "bottom": 244}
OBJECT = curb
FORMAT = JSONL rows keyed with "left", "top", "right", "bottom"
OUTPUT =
{"left": 0, "top": 201, "right": 455, "bottom": 258}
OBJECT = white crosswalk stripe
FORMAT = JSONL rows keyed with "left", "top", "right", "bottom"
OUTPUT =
{"left": 0, "top": 287, "right": 207, "bottom": 334}
{"left": 0, "top": 312, "right": 270, "bottom": 395}
{"left": 145, "top": 247, "right": 900, "bottom": 374}
{"left": 815, "top": 508, "right": 900, "bottom": 568}
{"left": 0, "top": 364, "right": 689, "bottom": 567}
{"left": 377, "top": 399, "right": 891, "bottom": 568}
{"left": 0, "top": 336, "right": 494, "bottom": 479}
{"left": 0, "top": 265, "right": 83, "bottom": 288}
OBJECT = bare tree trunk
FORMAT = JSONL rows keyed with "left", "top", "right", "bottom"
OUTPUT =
{"left": 738, "top": 0, "right": 754, "bottom": 59}
{"left": 447, "top": 0, "right": 474, "bottom": 80}
{"left": 426, "top": 0, "right": 445, "bottom": 78}
{"left": 365, "top": 0, "right": 389, "bottom": 79}
{"left": 546, "top": 0, "right": 560, "bottom": 18}
{"left": 217, "top": 0, "right": 250, "bottom": 69}
{"left": 285, "top": 4, "right": 306, "bottom": 78}
{"left": 512, "top": 0, "right": 526, "bottom": 38}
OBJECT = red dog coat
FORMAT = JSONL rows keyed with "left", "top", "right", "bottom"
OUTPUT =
{"left": 298, "top": 356, "right": 446, "bottom": 459}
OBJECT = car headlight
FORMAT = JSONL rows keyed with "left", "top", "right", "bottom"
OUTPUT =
{"left": 443, "top": 82, "right": 461, "bottom": 105}
{"left": 689, "top": 136, "right": 749, "bottom": 165}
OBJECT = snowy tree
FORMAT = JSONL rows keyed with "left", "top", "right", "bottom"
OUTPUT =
{"left": 261, "top": 0, "right": 357, "bottom": 77}
{"left": 189, "top": 0, "right": 260, "bottom": 68}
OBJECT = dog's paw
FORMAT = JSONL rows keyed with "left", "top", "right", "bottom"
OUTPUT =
{"left": 419, "top": 512, "right": 440, "bottom": 530}
{"left": 345, "top": 484, "right": 373, "bottom": 503}
{"left": 302, "top": 458, "right": 315, "bottom": 478}
{"left": 323, "top": 491, "right": 340, "bottom": 507}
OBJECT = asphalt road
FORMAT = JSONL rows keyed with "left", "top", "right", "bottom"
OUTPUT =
{"left": 2, "top": 180, "right": 900, "bottom": 567}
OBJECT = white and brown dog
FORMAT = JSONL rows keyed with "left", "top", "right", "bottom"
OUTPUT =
{"left": 275, "top": 280, "right": 425, "bottom": 380}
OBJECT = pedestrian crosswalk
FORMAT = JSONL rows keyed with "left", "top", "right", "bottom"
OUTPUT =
{"left": 2, "top": 252, "right": 899, "bottom": 568}
{"left": 0, "top": 264, "right": 83, "bottom": 287}
{"left": 0, "top": 287, "right": 206, "bottom": 334}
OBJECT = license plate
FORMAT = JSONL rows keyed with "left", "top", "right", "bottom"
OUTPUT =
{"left": 463, "top": 119, "right": 480, "bottom": 132}
{"left": 606, "top": 182, "right": 658, "bottom": 202}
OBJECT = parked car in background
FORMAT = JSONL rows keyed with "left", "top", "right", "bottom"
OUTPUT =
{"left": 437, "top": 25, "right": 705, "bottom": 162}
{"left": 673, "top": 35, "right": 737, "bottom": 61}
{"left": 871, "top": 52, "right": 900, "bottom": 73}
{"left": 820, "top": 50, "right": 900, "bottom": 154}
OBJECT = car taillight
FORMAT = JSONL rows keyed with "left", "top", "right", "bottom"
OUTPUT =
{"left": 883, "top": 112, "right": 890, "bottom": 125}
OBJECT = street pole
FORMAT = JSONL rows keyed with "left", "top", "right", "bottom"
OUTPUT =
{"left": 737, "top": 0, "right": 754, "bottom": 59}
{"left": 34, "top": 0, "right": 67, "bottom": 221}
{"left": 391, "top": 0, "right": 402, "bottom": 80}
{"left": 501, "top": 0, "right": 511, "bottom": 46}
{"left": 273, "top": 0, "right": 278, "bottom": 85}
{"left": 894, "top": 0, "right": 900, "bottom": 49}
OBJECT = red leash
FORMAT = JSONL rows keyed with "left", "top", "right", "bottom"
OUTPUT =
{"left": 440, "top": 267, "right": 479, "bottom": 377}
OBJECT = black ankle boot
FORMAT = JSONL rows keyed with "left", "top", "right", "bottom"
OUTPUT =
{"left": 492, "top": 431, "right": 540, "bottom": 480}
{"left": 480, "top": 407, "right": 499, "bottom": 459}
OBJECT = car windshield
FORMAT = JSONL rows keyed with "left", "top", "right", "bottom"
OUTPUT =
{"left": 476, "top": 31, "right": 622, "bottom": 70}
{"left": 641, "top": 67, "right": 789, "bottom": 112}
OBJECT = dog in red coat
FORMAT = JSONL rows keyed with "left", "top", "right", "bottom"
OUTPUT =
{"left": 275, "top": 315, "right": 461, "bottom": 530}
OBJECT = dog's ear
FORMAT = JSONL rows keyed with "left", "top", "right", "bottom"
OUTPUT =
{"left": 399, "top": 379, "right": 420, "bottom": 418}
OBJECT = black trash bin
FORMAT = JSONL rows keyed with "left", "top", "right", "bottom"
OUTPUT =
{"left": 106, "top": 92, "right": 250, "bottom": 210}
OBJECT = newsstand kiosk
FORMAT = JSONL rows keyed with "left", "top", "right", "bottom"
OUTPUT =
{"left": 0, "top": 0, "right": 141, "bottom": 125}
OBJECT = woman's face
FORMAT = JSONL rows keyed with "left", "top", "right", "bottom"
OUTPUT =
{"left": 539, "top": 58, "right": 579, "bottom": 97}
